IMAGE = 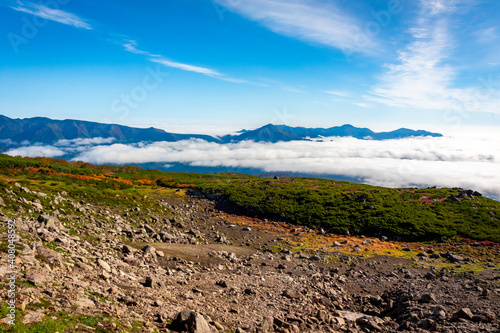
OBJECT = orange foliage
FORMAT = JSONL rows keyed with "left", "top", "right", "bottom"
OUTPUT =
{"left": 138, "top": 179, "right": 154, "bottom": 185}
{"left": 178, "top": 183, "right": 196, "bottom": 188}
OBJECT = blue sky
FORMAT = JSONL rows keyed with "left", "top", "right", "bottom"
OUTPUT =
{"left": 1, "top": 0, "right": 500, "bottom": 134}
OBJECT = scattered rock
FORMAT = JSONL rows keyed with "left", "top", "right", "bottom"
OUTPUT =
{"left": 451, "top": 308, "right": 474, "bottom": 321}
{"left": 282, "top": 289, "right": 301, "bottom": 299}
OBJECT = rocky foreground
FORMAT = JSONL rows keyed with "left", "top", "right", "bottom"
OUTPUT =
{"left": 0, "top": 182, "right": 499, "bottom": 332}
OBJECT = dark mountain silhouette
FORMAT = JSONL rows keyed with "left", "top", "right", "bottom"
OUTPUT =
{"left": 0, "top": 115, "right": 442, "bottom": 149}
{"left": 0, "top": 115, "right": 217, "bottom": 145}
{"left": 221, "top": 124, "right": 300, "bottom": 143}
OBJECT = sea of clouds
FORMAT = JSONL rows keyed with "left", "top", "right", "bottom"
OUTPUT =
{"left": 6, "top": 135, "right": 500, "bottom": 200}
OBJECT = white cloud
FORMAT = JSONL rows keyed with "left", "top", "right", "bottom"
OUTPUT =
{"left": 121, "top": 39, "right": 221, "bottom": 76}
{"left": 0, "top": 139, "right": 16, "bottom": 146}
{"left": 67, "top": 135, "right": 500, "bottom": 200}
{"left": 354, "top": 102, "right": 370, "bottom": 108}
{"left": 214, "top": 0, "right": 376, "bottom": 55}
{"left": 368, "top": 1, "right": 500, "bottom": 114}
{"left": 6, "top": 145, "right": 66, "bottom": 158}
{"left": 325, "top": 91, "right": 350, "bottom": 97}
{"left": 54, "top": 137, "right": 116, "bottom": 146}
{"left": 120, "top": 39, "right": 261, "bottom": 84}
{"left": 11, "top": 1, "right": 91, "bottom": 30}
{"left": 420, "top": 0, "right": 473, "bottom": 16}
{"left": 368, "top": 22, "right": 460, "bottom": 110}
{"left": 150, "top": 58, "right": 221, "bottom": 77}
{"left": 122, "top": 39, "right": 156, "bottom": 56}
{"left": 474, "top": 27, "right": 498, "bottom": 44}
{"left": 6, "top": 134, "right": 500, "bottom": 199}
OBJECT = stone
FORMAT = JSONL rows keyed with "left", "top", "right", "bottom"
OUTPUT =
{"left": 144, "top": 276, "right": 164, "bottom": 288}
{"left": 160, "top": 233, "right": 176, "bottom": 242}
{"left": 144, "top": 225, "right": 156, "bottom": 234}
{"left": 283, "top": 289, "right": 301, "bottom": 299}
{"left": 24, "top": 271, "right": 47, "bottom": 286}
{"left": 258, "top": 317, "right": 274, "bottom": 332}
{"left": 122, "top": 245, "right": 135, "bottom": 254}
{"left": 472, "top": 310, "right": 496, "bottom": 323}
{"left": 213, "top": 321, "right": 224, "bottom": 330}
{"left": 142, "top": 245, "right": 156, "bottom": 254}
{"left": 97, "top": 259, "right": 111, "bottom": 272}
{"left": 74, "top": 298, "right": 95, "bottom": 308}
{"left": 37, "top": 214, "right": 66, "bottom": 232}
{"left": 173, "top": 310, "right": 217, "bottom": 333}
{"left": 356, "top": 316, "right": 383, "bottom": 332}
{"left": 337, "top": 311, "right": 366, "bottom": 322}
{"left": 451, "top": 308, "right": 474, "bottom": 321}
{"left": 316, "top": 310, "right": 328, "bottom": 322}
{"left": 21, "top": 309, "right": 44, "bottom": 324}
{"left": 419, "top": 293, "right": 436, "bottom": 303}
{"left": 35, "top": 246, "right": 63, "bottom": 266}
{"left": 216, "top": 280, "right": 227, "bottom": 288}
{"left": 446, "top": 253, "right": 463, "bottom": 263}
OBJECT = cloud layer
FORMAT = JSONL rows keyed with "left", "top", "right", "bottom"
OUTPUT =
{"left": 7, "top": 135, "right": 500, "bottom": 200}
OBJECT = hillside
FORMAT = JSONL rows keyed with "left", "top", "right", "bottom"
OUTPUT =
{"left": 0, "top": 154, "right": 498, "bottom": 243}
{"left": 0, "top": 154, "right": 498, "bottom": 333}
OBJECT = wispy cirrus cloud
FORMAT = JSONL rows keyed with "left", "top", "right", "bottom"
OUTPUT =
{"left": 214, "top": 0, "right": 377, "bottom": 55}
{"left": 122, "top": 39, "right": 154, "bottom": 56}
{"left": 150, "top": 58, "right": 222, "bottom": 77}
{"left": 419, "top": 0, "right": 474, "bottom": 15}
{"left": 10, "top": 1, "right": 92, "bottom": 29}
{"left": 121, "top": 39, "right": 264, "bottom": 84}
{"left": 367, "top": 0, "right": 500, "bottom": 114}
{"left": 325, "top": 91, "right": 350, "bottom": 98}
{"left": 121, "top": 39, "right": 220, "bottom": 76}
{"left": 367, "top": 21, "right": 458, "bottom": 110}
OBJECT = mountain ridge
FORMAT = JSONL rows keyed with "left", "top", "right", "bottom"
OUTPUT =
{"left": 0, "top": 115, "right": 442, "bottom": 149}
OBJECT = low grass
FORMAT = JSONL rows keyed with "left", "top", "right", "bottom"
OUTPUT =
{"left": 1, "top": 154, "right": 499, "bottom": 243}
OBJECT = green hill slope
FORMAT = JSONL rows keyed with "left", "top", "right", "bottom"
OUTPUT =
{"left": 1, "top": 154, "right": 498, "bottom": 242}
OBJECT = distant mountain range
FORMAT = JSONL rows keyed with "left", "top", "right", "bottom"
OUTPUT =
{"left": 0, "top": 115, "right": 442, "bottom": 149}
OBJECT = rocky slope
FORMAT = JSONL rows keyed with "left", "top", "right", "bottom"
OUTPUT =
{"left": 0, "top": 181, "right": 499, "bottom": 333}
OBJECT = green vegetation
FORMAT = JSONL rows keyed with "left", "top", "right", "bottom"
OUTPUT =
{"left": 197, "top": 178, "right": 500, "bottom": 242}
{"left": 1, "top": 154, "right": 499, "bottom": 242}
